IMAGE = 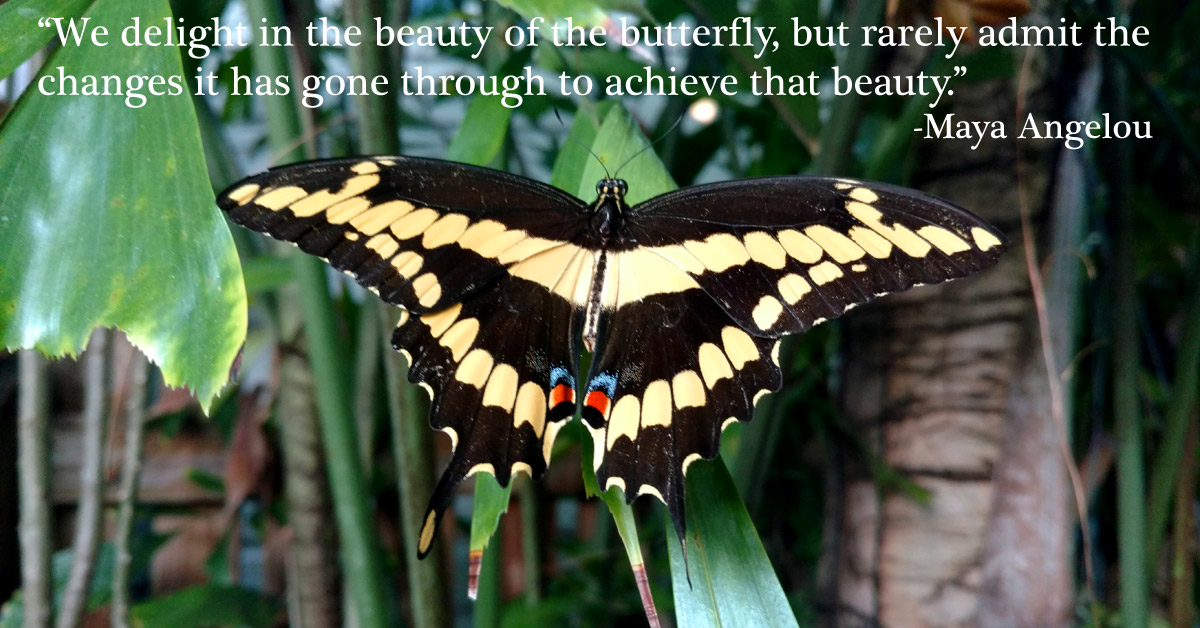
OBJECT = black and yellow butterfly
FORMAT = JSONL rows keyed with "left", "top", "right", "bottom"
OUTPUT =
{"left": 217, "top": 156, "right": 1006, "bottom": 555}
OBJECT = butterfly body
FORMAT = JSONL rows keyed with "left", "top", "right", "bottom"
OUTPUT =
{"left": 218, "top": 155, "right": 1006, "bottom": 555}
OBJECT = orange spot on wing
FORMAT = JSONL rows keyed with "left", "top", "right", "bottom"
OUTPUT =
{"left": 551, "top": 383, "right": 575, "bottom": 407}
{"left": 585, "top": 391, "right": 610, "bottom": 416}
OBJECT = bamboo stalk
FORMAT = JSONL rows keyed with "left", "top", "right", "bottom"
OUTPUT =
{"left": 110, "top": 353, "right": 149, "bottom": 628}
{"left": 1105, "top": 14, "right": 1149, "bottom": 625}
{"left": 18, "top": 350, "right": 53, "bottom": 628}
{"left": 1146, "top": 229, "right": 1200, "bottom": 559}
{"left": 379, "top": 307, "right": 453, "bottom": 628}
{"left": 243, "top": 1, "right": 390, "bottom": 626}
{"left": 58, "top": 331, "right": 112, "bottom": 628}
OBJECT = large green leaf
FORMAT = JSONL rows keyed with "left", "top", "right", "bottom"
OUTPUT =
{"left": 668, "top": 459, "right": 799, "bottom": 628}
{"left": 0, "top": 0, "right": 92, "bottom": 81}
{"left": 0, "top": 0, "right": 246, "bottom": 410}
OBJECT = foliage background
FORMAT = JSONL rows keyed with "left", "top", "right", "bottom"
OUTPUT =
{"left": 0, "top": 0, "right": 1197, "bottom": 626}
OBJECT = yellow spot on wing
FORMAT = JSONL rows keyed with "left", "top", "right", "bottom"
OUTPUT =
{"left": 419, "top": 511, "right": 437, "bottom": 553}
{"left": 514, "top": 382, "right": 547, "bottom": 436}
{"left": 420, "top": 303, "right": 461, "bottom": 338}
{"left": 439, "top": 318, "right": 480, "bottom": 362}
{"left": 255, "top": 186, "right": 308, "bottom": 210}
{"left": 743, "top": 232, "right": 788, "bottom": 269}
{"left": 472, "top": 229, "right": 527, "bottom": 258}
{"left": 971, "top": 227, "right": 1003, "bottom": 251}
{"left": 682, "top": 452, "right": 704, "bottom": 475}
{"left": 645, "top": 244, "right": 706, "bottom": 275}
{"left": 721, "top": 326, "right": 758, "bottom": 369}
{"left": 351, "top": 200, "right": 415, "bottom": 235}
{"left": 752, "top": 295, "right": 784, "bottom": 330}
{"left": 849, "top": 226, "right": 893, "bottom": 258}
{"left": 352, "top": 160, "right": 380, "bottom": 174}
{"left": 809, "top": 261, "right": 844, "bottom": 286}
{"left": 497, "top": 236, "right": 563, "bottom": 264}
{"left": 422, "top": 214, "right": 471, "bottom": 248}
{"left": 777, "top": 273, "right": 811, "bottom": 304}
{"left": 412, "top": 273, "right": 442, "bottom": 308}
{"left": 611, "top": 249, "right": 700, "bottom": 306}
{"left": 228, "top": 183, "right": 260, "bottom": 205}
{"left": 684, "top": 233, "right": 751, "bottom": 272}
{"left": 847, "top": 201, "right": 932, "bottom": 258}
{"left": 917, "top": 226, "right": 971, "bottom": 254}
{"left": 805, "top": 225, "right": 866, "bottom": 263}
{"left": 637, "top": 484, "right": 664, "bottom": 502}
{"left": 777, "top": 229, "right": 824, "bottom": 263}
{"left": 849, "top": 187, "right": 879, "bottom": 203}
{"left": 290, "top": 174, "right": 381, "bottom": 217}
{"left": 606, "top": 396, "right": 641, "bottom": 449}
{"left": 671, "top": 370, "right": 705, "bottom": 409}
{"left": 509, "top": 245, "right": 576, "bottom": 299}
{"left": 641, "top": 380, "right": 672, "bottom": 428}
{"left": 698, "top": 343, "right": 734, "bottom": 388}
{"left": 482, "top": 363, "right": 519, "bottom": 412}
{"left": 366, "top": 233, "right": 400, "bottom": 259}
{"left": 543, "top": 420, "right": 565, "bottom": 464}
{"left": 392, "top": 251, "right": 424, "bottom": 278}
{"left": 456, "top": 220, "right": 507, "bottom": 250}
{"left": 455, "top": 349, "right": 494, "bottom": 387}
{"left": 391, "top": 208, "right": 440, "bottom": 240}
{"left": 326, "top": 196, "right": 372, "bottom": 224}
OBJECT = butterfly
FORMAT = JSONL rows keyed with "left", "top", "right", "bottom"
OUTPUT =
{"left": 217, "top": 155, "right": 1006, "bottom": 555}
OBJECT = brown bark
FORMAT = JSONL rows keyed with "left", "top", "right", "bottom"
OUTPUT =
{"left": 825, "top": 52, "right": 1077, "bottom": 625}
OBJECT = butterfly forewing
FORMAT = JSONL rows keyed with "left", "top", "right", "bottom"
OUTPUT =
{"left": 624, "top": 177, "right": 1007, "bottom": 336}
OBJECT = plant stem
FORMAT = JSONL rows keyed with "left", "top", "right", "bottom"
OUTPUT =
{"left": 1145, "top": 228, "right": 1200, "bottom": 559}
{"left": 1105, "top": 14, "right": 1149, "bottom": 625}
{"left": 243, "top": 0, "right": 391, "bottom": 626}
{"left": 811, "top": 0, "right": 884, "bottom": 175}
{"left": 18, "top": 350, "right": 52, "bottom": 628}
{"left": 111, "top": 353, "right": 149, "bottom": 628}
{"left": 58, "top": 331, "right": 112, "bottom": 628}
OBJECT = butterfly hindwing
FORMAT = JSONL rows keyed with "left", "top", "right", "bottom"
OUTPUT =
{"left": 582, "top": 289, "right": 781, "bottom": 534}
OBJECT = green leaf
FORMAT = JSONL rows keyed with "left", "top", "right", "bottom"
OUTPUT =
{"left": 470, "top": 473, "right": 513, "bottom": 551}
{"left": 131, "top": 584, "right": 278, "bottom": 628}
{"left": 492, "top": 0, "right": 606, "bottom": 24}
{"left": 0, "top": 0, "right": 92, "bottom": 81}
{"left": 0, "top": 0, "right": 246, "bottom": 411}
{"left": 668, "top": 459, "right": 799, "bottom": 628}
{"left": 550, "top": 101, "right": 676, "bottom": 203}
{"left": 446, "top": 95, "right": 514, "bottom": 167}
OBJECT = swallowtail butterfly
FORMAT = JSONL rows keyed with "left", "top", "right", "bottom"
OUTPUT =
{"left": 217, "top": 155, "right": 1006, "bottom": 555}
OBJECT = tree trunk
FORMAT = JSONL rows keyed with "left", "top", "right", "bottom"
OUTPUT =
{"left": 824, "top": 45, "right": 1078, "bottom": 626}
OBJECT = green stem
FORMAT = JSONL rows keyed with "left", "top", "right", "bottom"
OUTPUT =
{"left": 1105, "top": 13, "right": 1149, "bottom": 626}
{"left": 243, "top": 1, "right": 390, "bottom": 626}
{"left": 1145, "top": 229, "right": 1200, "bottom": 559}
{"left": 381, "top": 306, "right": 453, "bottom": 628}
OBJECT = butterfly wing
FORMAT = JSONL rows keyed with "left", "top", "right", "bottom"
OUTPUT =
{"left": 217, "top": 156, "right": 590, "bottom": 555}
{"left": 582, "top": 176, "right": 1006, "bottom": 535}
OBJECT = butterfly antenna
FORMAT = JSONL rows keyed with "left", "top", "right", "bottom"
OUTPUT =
{"left": 613, "top": 112, "right": 686, "bottom": 179}
{"left": 554, "top": 109, "right": 611, "bottom": 180}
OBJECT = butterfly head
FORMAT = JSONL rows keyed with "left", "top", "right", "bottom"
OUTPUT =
{"left": 596, "top": 178, "right": 628, "bottom": 202}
